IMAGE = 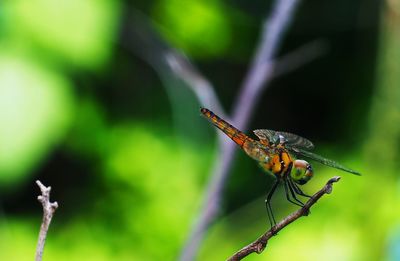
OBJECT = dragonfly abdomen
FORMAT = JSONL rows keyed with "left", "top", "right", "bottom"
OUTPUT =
{"left": 200, "top": 108, "right": 254, "bottom": 148}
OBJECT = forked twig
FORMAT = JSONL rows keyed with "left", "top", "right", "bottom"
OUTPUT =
{"left": 227, "top": 176, "right": 341, "bottom": 261}
{"left": 35, "top": 180, "right": 59, "bottom": 261}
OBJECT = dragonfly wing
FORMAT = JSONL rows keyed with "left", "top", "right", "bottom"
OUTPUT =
{"left": 289, "top": 147, "right": 361, "bottom": 175}
{"left": 253, "top": 129, "right": 275, "bottom": 144}
{"left": 254, "top": 129, "right": 314, "bottom": 150}
{"left": 243, "top": 140, "right": 274, "bottom": 163}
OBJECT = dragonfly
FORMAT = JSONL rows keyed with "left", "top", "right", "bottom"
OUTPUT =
{"left": 200, "top": 107, "right": 360, "bottom": 226}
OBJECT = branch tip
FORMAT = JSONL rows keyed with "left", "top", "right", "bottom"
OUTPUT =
{"left": 329, "top": 176, "right": 341, "bottom": 183}
{"left": 325, "top": 176, "right": 341, "bottom": 194}
{"left": 35, "top": 180, "right": 58, "bottom": 261}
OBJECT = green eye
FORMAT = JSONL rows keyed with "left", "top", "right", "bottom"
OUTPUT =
{"left": 291, "top": 168, "right": 302, "bottom": 179}
{"left": 290, "top": 167, "right": 304, "bottom": 181}
{"left": 290, "top": 164, "right": 313, "bottom": 185}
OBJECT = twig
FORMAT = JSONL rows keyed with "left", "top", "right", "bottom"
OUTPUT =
{"left": 227, "top": 176, "right": 341, "bottom": 261}
{"left": 35, "top": 180, "right": 59, "bottom": 261}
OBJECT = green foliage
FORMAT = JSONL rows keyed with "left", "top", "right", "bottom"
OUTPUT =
{"left": 0, "top": 125, "right": 212, "bottom": 259}
{"left": 0, "top": 219, "right": 37, "bottom": 261}
{"left": 153, "top": 0, "right": 231, "bottom": 58}
{"left": 0, "top": 52, "right": 74, "bottom": 186}
{"left": 65, "top": 99, "right": 109, "bottom": 158}
{"left": 4, "top": 0, "right": 120, "bottom": 69}
{"left": 101, "top": 124, "right": 206, "bottom": 259}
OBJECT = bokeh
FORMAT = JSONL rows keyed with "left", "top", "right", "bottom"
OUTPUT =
{"left": 0, "top": 0, "right": 399, "bottom": 260}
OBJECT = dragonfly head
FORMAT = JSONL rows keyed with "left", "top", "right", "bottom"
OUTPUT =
{"left": 291, "top": 160, "right": 313, "bottom": 185}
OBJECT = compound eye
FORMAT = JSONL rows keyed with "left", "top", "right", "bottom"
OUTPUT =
{"left": 291, "top": 160, "right": 313, "bottom": 185}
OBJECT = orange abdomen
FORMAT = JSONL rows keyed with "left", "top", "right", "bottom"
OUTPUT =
{"left": 200, "top": 108, "right": 254, "bottom": 148}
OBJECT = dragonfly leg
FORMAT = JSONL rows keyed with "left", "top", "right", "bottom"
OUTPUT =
{"left": 283, "top": 178, "right": 305, "bottom": 207}
{"left": 265, "top": 202, "right": 275, "bottom": 228}
{"left": 289, "top": 178, "right": 312, "bottom": 198}
{"left": 265, "top": 178, "right": 279, "bottom": 227}
{"left": 287, "top": 179, "right": 311, "bottom": 215}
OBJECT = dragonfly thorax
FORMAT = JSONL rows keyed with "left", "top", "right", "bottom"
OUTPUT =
{"left": 290, "top": 159, "right": 314, "bottom": 185}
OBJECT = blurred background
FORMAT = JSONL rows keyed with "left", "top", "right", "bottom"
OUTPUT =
{"left": 0, "top": 0, "right": 399, "bottom": 260}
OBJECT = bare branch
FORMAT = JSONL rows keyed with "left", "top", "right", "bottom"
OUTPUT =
{"left": 232, "top": 0, "right": 302, "bottom": 129}
{"left": 227, "top": 176, "right": 341, "bottom": 261}
{"left": 164, "top": 51, "right": 227, "bottom": 119}
{"left": 35, "top": 180, "right": 59, "bottom": 261}
{"left": 180, "top": 0, "right": 303, "bottom": 260}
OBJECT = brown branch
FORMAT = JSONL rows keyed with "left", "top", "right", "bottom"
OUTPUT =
{"left": 227, "top": 176, "right": 341, "bottom": 261}
{"left": 35, "top": 180, "right": 59, "bottom": 261}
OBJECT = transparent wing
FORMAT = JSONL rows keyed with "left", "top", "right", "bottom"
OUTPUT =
{"left": 288, "top": 147, "right": 361, "bottom": 175}
{"left": 253, "top": 129, "right": 275, "bottom": 143}
{"left": 253, "top": 129, "right": 314, "bottom": 150}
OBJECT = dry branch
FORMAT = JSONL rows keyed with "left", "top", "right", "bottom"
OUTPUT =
{"left": 35, "top": 180, "right": 58, "bottom": 261}
{"left": 227, "top": 176, "right": 341, "bottom": 261}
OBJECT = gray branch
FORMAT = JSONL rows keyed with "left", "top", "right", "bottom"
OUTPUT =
{"left": 227, "top": 176, "right": 341, "bottom": 261}
{"left": 180, "top": 0, "right": 303, "bottom": 260}
{"left": 35, "top": 180, "right": 58, "bottom": 261}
